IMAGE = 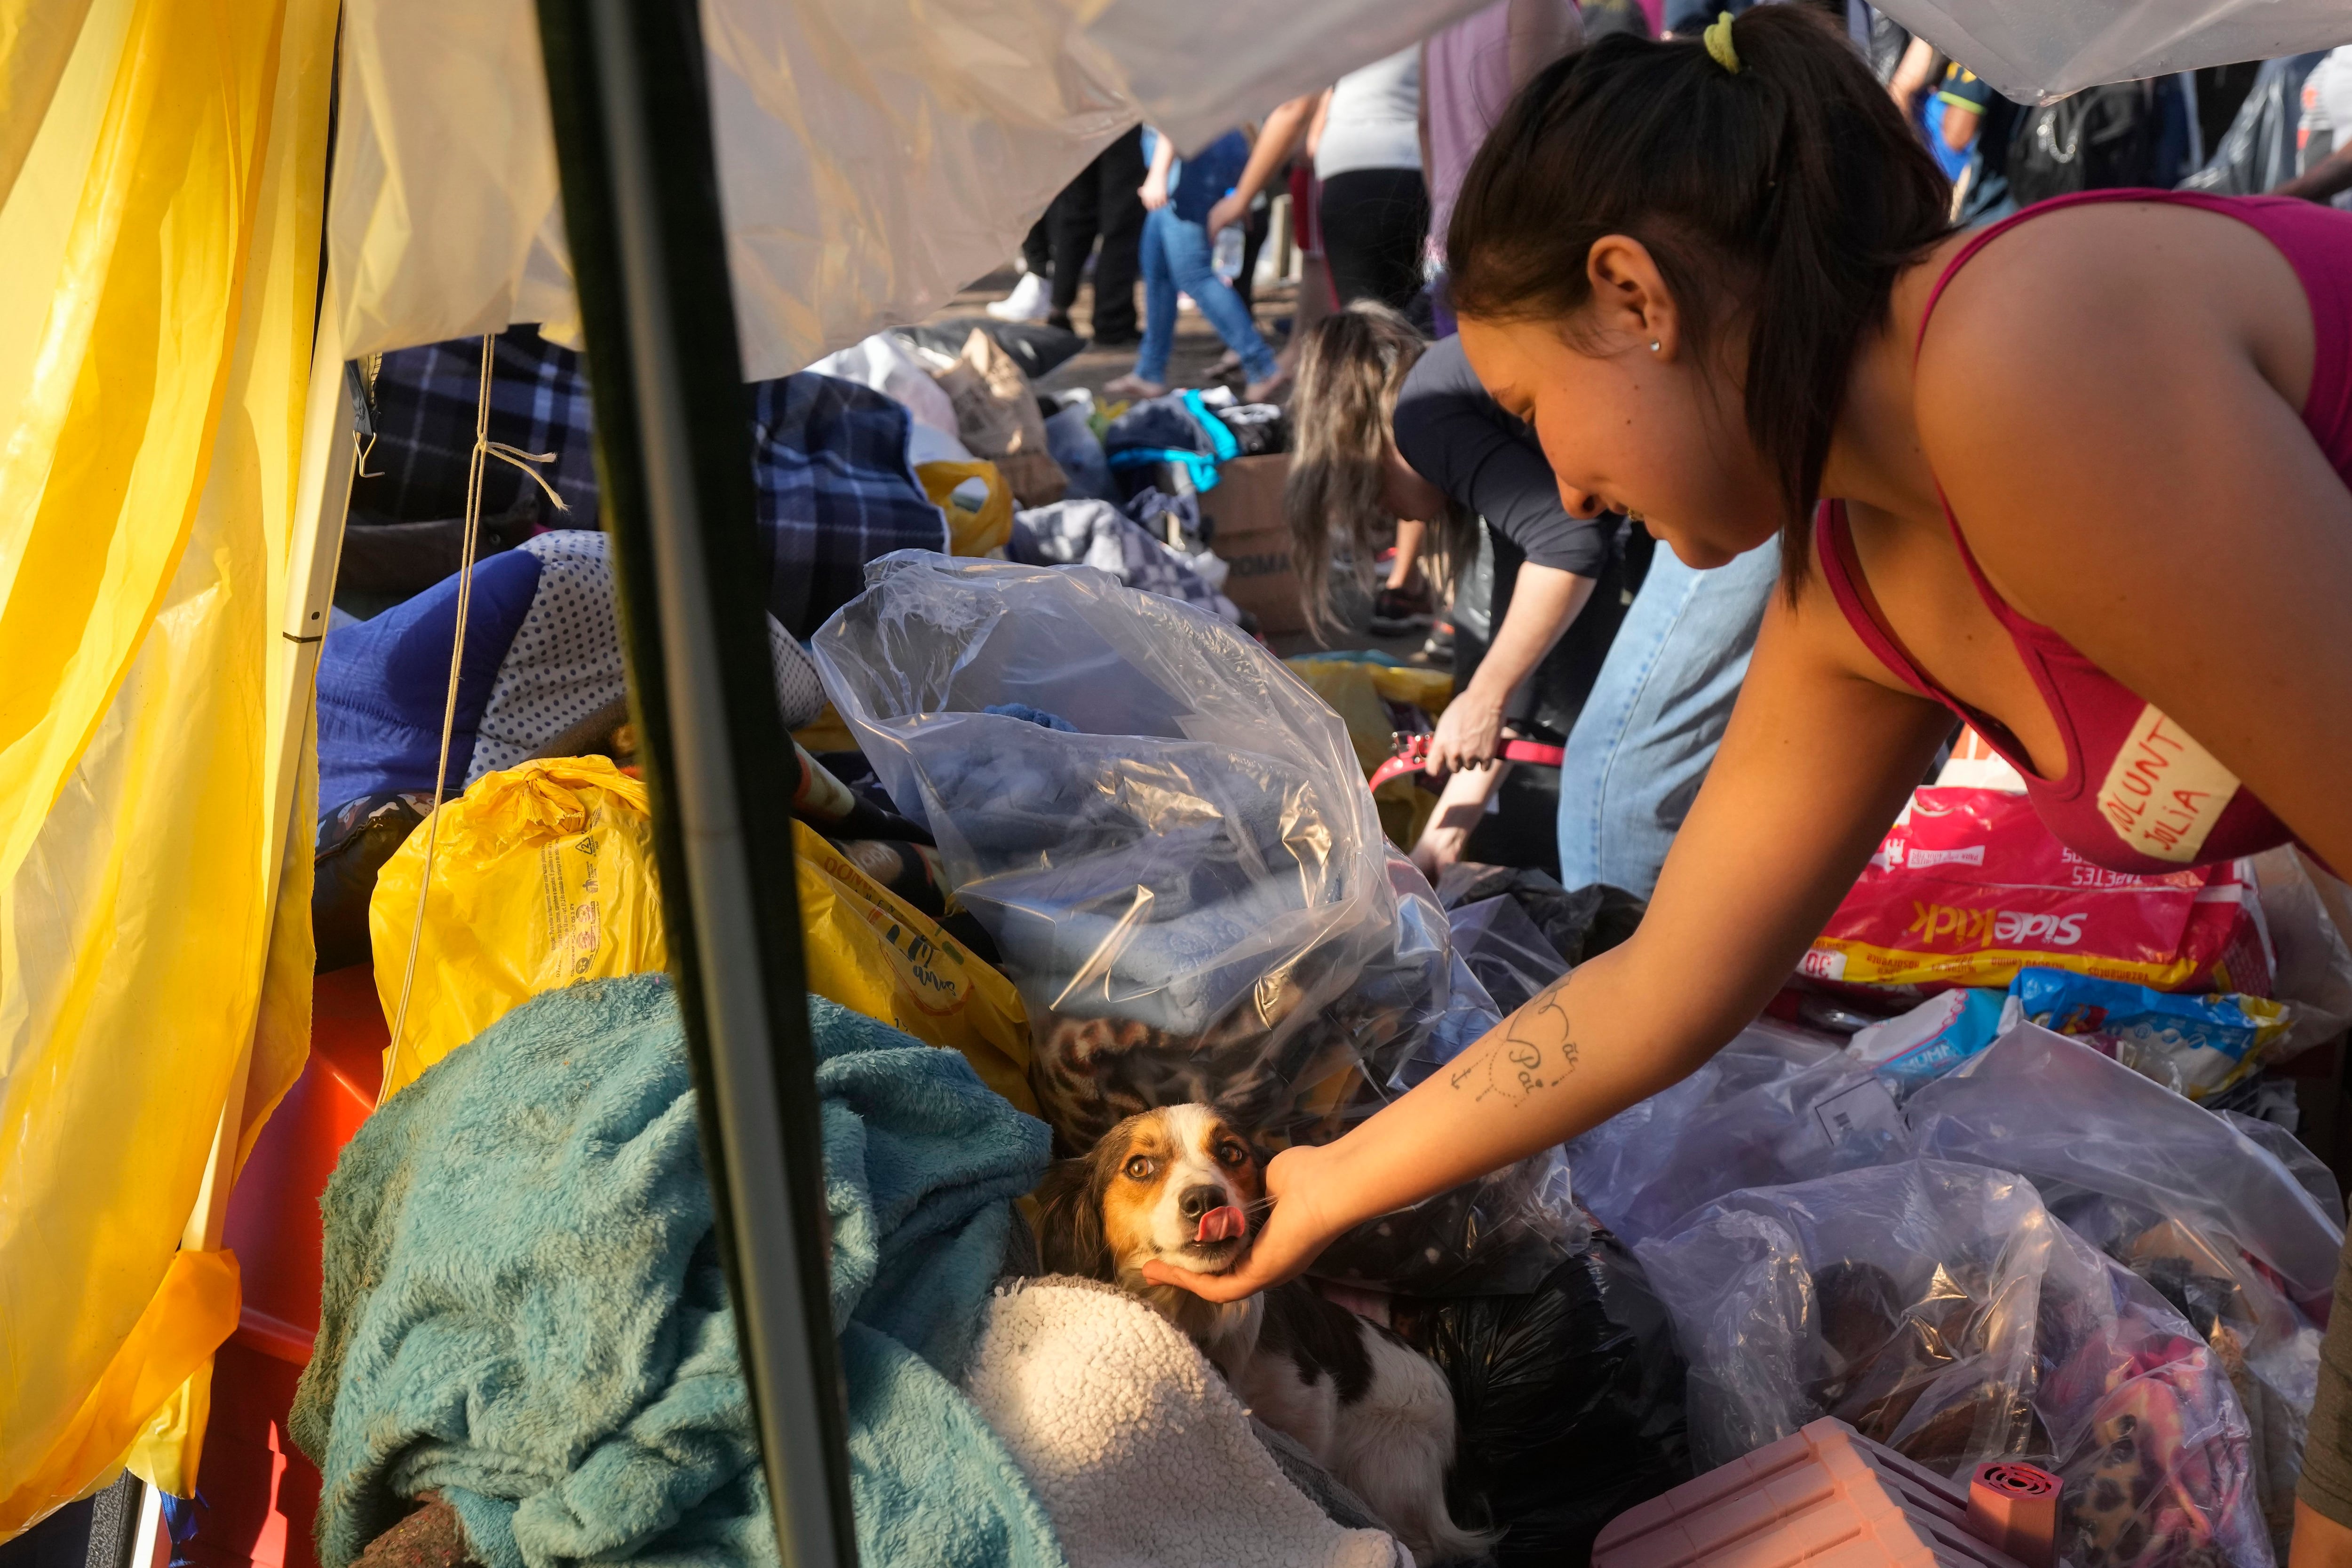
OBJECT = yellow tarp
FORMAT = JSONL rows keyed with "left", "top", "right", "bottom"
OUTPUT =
{"left": 0, "top": 0, "right": 335, "bottom": 1534}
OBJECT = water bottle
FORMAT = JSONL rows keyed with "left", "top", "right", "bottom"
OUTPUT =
{"left": 1212, "top": 209, "right": 1244, "bottom": 283}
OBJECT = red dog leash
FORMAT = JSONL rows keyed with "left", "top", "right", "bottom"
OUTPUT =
{"left": 1366, "top": 732, "right": 1565, "bottom": 792}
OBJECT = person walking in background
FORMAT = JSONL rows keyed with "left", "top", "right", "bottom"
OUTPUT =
{"left": 1316, "top": 48, "right": 1431, "bottom": 314}
{"left": 991, "top": 127, "right": 1148, "bottom": 343}
{"left": 986, "top": 216, "right": 1057, "bottom": 323}
{"left": 1421, "top": 0, "right": 1587, "bottom": 333}
{"left": 1210, "top": 92, "right": 1332, "bottom": 363}
{"left": 1105, "top": 127, "right": 1288, "bottom": 403}
{"left": 1045, "top": 126, "right": 1148, "bottom": 345}
{"left": 2278, "top": 46, "right": 2352, "bottom": 208}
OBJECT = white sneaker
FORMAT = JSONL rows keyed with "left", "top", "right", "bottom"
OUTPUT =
{"left": 987, "top": 271, "right": 1051, "bottom": 323}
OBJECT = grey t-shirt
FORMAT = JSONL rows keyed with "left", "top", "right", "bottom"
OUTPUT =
{"left": 1392, "top": 334, "right": 1608, "bottom": 577}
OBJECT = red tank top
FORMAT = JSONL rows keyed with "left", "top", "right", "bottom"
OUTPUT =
{"left": 1818, "top": 190, "right": 2352, "bottom": 876}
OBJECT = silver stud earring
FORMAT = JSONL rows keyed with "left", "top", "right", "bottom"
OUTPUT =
{"left": 1649, "top": 340, "right": 1661, "bottom": 353}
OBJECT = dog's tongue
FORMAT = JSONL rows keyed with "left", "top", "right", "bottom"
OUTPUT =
{"left": 1195, "top": 1206, "right": 1247, "bottom": 1244}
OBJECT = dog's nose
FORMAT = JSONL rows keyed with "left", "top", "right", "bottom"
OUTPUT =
{"left": 1177, "top": 1184, "right": 1225, "bottom": 1222}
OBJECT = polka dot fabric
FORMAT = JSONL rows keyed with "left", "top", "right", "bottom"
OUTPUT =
{"left": 468, "top": 531, "right": 626, "bottom": 784}
{"left": 466, "top": 530, "right": 834, "bottom": 783}
{"left": 769, "top": 618, "right": 828, "bottom": 730}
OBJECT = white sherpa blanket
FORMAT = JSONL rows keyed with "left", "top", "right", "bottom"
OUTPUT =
{"left": 963, "top": 1278, "right": 1406, "bottom": 1568}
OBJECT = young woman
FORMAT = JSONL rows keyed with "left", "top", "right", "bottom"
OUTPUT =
{"left": 1150, "top": 10, "right": 2352, "bottom": 1555}
{"left": 1284, "top": 305, "right": 1458, "bottom": 641}
{"left": 1285, "top": 302, "right": 1621, "bottom": 876}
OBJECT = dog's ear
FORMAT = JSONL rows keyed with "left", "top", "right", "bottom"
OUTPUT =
{"left": 1032, "top": 1154, "right": 1113, "bottom": 1282}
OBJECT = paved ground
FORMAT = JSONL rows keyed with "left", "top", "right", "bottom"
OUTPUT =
{"left": 937, "top": 262, "right": 1299, "bottom": 402}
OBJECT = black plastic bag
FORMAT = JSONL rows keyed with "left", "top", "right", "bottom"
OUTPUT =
{"left": 1437, "top": 864, "right": 1646, "bottom": 969}
{"left": 313, "top": 792, "right": 431, "bottom": 973}
{"left": 1391, "top": 1230, "right": 1692, "bottom": 1566}
{"left": 892, "top": 318, "right": 1086, "bottom": 382}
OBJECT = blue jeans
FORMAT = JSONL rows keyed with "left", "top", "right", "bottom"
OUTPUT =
{"left": 1555, "top": 539, "right": 1780, "bottom": 898}
{"left": 1136, "top": 205, "right": 1279, "bottom": 386}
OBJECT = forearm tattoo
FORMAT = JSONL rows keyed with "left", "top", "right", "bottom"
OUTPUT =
{"left": 1447, "top": 982, "right": 1579, "bottom": 1105}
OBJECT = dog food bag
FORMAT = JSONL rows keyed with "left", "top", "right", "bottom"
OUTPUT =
{"left": 1637, "top": 1159, "right": 2273, "bottom": 1568}
{"left": 2009, "top": 967, "right": 2293, "bottom": 1101}
{"left": 815, "top": 554, "right": 1580, "bottom": 1291}
{"left": 1801, "top": 788, "right": 2274, "bottom": 998}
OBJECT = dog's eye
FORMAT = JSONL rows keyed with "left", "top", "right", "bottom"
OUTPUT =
{"left": 1215, "top": 1141, "right": 1249, "bottom": 1167}
{"left": 1122, "top": 1155, "right": 1155, "bottom": 1180}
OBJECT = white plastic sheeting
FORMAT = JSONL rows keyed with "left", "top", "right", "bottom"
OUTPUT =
{"left": 331, "top": 0, "right": 1489, "bottom": 381}
{"left": 1873, "top": 0, "right": 2352, "bottom": 105}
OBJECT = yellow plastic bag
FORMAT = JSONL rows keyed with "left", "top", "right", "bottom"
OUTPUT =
{"left": 371, "top": 757, "right": 667, "bottom": 1100}
{"left": 369, "top": 752, "right": 1033, "bottom": 1115}
{"left": 793, "top": 702, "right": 859, "bottom": 754}
{"left": 793, "top": 821, "right": 1035, "bottom": 1115}
{"left": 1286, "top": 657, "right": 1454, "bottom": 849}
{"left": 919, "top": 459, "right": 1014, "bottom": 557}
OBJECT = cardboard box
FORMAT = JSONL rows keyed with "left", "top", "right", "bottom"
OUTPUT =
{"left": 1198, "top": 453, "right": 1306, "bottom": 637}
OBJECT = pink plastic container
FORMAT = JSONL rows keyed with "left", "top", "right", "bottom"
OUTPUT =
{"left": 1967, "top": 1462, "right": 2062, "bottom": 1568}
{"left": 1594, "top": 1419, "right": 2047, "bottom": 1568}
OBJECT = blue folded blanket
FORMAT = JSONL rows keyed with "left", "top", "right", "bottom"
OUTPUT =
{"left": 290, "top": 975, "right": 1063, "bottom": 1568}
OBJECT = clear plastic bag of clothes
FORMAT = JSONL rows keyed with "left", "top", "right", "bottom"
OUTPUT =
{"left": 1639, "top": 1159, "right": 2275, "bottom": 1568}
{"left": 1435, "top": 863, "right": 1646, "bottom": 970}
{"left": 1909, "top": 1024, "right": 2343, "bottom": 1558}
{"left": 1907, "top": 1026, "right": 2343, "bottom": 1320}
{"left": 1564, "top": 1020, "right": 1908, "bottom": 1247}
{"left": 2251, "top": 845, "right": 2352, "bottom": 1055}
{"left": 1446, "top": 895, "right": 1569, "bottom": 1015}
{"left": 814, "top": 553, "right": 1577, "bottom": 1291}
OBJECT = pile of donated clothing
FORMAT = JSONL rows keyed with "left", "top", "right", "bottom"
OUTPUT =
{"left": 304, "top": 321, "right": 2352, "bottom": 1568}
{"left": 810, "top": 322, "right": 1294, "bottom": 632}
{"left": 302, "top": 522, "right": 1692, "bottom": 1568}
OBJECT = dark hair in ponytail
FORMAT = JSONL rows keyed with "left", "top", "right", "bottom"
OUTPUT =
{"left": 1446, "top": 5, "right": 1951, "bottom": 583}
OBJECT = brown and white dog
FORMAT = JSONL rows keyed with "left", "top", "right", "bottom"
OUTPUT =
{"left": 1033, "top": 1104, "right": 1492, "bottom": 1566}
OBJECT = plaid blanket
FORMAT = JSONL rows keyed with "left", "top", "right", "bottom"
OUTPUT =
{"left": 352, "top": 328, "right": 603, "bottom": 523}
{"left": 353, "top": 327, "right": 946, "bottom": 637}
{"left": 1008, "top": 499, "right": 1242, "bottom": 625}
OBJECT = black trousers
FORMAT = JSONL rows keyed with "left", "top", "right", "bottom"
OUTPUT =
{"left": 1047, "top": 126, "right": 1147, "bottom": 340}
{"left": 1232, "top": 199, "right": 1272, "bottom": 317}
{"left": 1318, "top": 166, "right": 1429, "bottom": 313}
{"left": 1018, "top": 216, "right": 1052, "bottom": 277}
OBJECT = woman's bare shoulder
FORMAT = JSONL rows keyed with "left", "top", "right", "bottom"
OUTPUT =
{"left": 1912, "top": 198, "right": 2311, "bottom": 427}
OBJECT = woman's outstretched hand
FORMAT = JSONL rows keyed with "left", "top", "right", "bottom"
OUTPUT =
{"left": 1142, "top": 1144, "right": 1355, "bottom": 1303}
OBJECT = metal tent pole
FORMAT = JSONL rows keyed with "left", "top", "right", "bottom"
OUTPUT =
{"left": 530, "top": 4, "right": 859, "bottom": 1567}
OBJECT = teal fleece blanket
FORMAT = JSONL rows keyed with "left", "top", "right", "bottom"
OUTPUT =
{"left": 290, "top": 975, "right": 1064, "bottom": 1568}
